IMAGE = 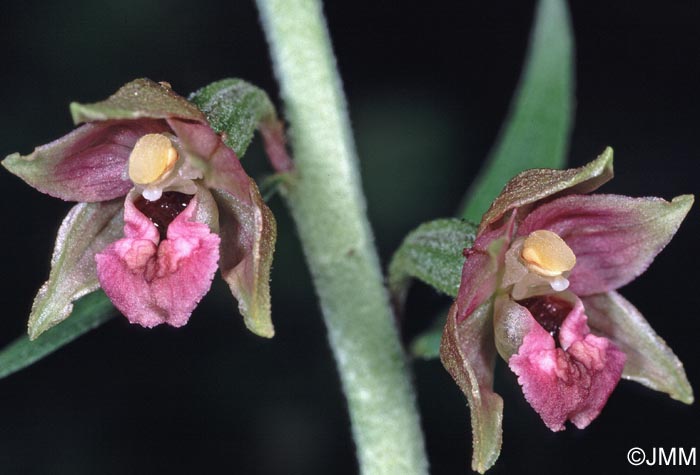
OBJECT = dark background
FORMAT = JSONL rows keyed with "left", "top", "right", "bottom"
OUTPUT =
{"left": 0, "top": 1, "right": 698, "bottom": 474}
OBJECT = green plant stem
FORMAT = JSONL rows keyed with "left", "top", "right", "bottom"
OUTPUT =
{"left": 255, "top": 0, "right": 428, "bottom": 473}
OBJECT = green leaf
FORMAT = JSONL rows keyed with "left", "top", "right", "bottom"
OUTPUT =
{"left": 28, "top": 201, "right": 123, "bottom": 340}
{"left": 0, "top": 291, "right": 116, "bottom": 380}
{"left": 388, "top": 219, "right": 476, "bottom": 310}
{"left": 189, "top": 78, "right": 278, "bottom": 158}
{"left": 460, "top": 0, "right": 574, "bottom": 222}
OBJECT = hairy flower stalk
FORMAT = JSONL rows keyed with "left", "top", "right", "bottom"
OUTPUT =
{"left": 441, "top": 148, "right": 694, "bottom": 472}
{"left": 256, "top": 0, "right": 429, "bottom": 473}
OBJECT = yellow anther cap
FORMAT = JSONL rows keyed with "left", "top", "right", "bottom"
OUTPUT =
{"left": 521, "top": 230, "right": 576, "bottom": 277}
{"left": 128, "top": 134, "right": 178, "bottom": 185}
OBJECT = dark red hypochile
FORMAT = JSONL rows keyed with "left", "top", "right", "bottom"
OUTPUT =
{"left": 134, "top": 192, "right": 194, "bottom": 240}
{"left": 519, "top": 295, "right": 573, "bottom": 345}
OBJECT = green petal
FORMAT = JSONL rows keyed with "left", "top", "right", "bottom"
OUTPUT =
{"left": 440, "top": 301, "right": 503, "bottom": 473}
{"left": 387, "top": 218, "right": 477, "bottom": 311}
{"left": 478, "top": 147, "right": 614, "bottom": 234}
{"left": 28, "top": 201, "right": 123, "bottom": 340}
{"left": 584, "top": 291, "right": 693, "bottom": 404}
{"left": 461, "top": 0, "right": 575, "bottom": 222}
{"left": 70, "top": 78, "right": 205, "bottom": 124}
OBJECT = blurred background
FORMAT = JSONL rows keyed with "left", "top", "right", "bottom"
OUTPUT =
{"left": 0, "top": 1, "right": 698, "bottom": 473}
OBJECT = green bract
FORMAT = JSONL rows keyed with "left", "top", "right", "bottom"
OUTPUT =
{"left": 388, "top": 218, "right": 476, "bottom": 308}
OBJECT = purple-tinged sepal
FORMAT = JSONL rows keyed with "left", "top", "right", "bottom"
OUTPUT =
{"left": 440, "top": 301, "right": 503, "bottom": 474}
{"left": 3, "top": 79, "right": 208, "bottom": 203}
{"left": 517, "top": 194, "right": 694, "bottom": 296}
{"left": 213, "top": 188, "right": 276, "bottom": 338}
{"left": 2, "top": 121, "right": 165, "bottom": 202}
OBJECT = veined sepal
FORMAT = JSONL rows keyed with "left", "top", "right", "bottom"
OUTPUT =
{"left": 479, "top": 147, "right": 614, "bottom": 234}
{"left": 28, "top": 200, "right": 124, "bottom": 339}
{"left": 440, "top": 301, "right": 503, "bottom": 474}
{"left": 585, "top": 291, "right": 694, "bottom": 404}
{"left": 186, "top": 78, "right": 289, "bottom": 337}
{"left": 212, "top": 186, "right": 276, "bottom": 338}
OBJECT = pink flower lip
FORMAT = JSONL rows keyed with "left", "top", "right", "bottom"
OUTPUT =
{"left": 509, "top": 296, "right": 626, "bottom": 431}
{"left": 440, "top": 151, "right": 693, "bottom": 473}
{"left": 3, "top": 79, "right": 278, "bottom": 338}
{"left": 96, "top": 191, "right": 220, "bottom": 328}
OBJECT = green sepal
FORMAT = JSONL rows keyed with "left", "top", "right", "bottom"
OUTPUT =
{"left": 187, "top": 78, "right": 284, "bottom": 337}
{"left": 189, "top": 78, "right": 279, "bottom": 157}
{"left": 460, "top": 0, "right": 575, "bottom": 222}
{"left": 440, "top": 301, "right": 503, "bottom": 474}
{"left": 70, "top": 78, "right": 205, "bottom": 124}
{"left": 388, "top": 218, "right": 476, "bottom": 311}
{"left": 478, "top": 147, "right": 613, "bottom": 234}
{"left": 28, "top": 201, "right": 123, "bottom": 340}
{"left": 212, "top": 187, "right": 277, "bottom": 338}
{"left": 0, "top": 291, "right": 116, "bottom": 380}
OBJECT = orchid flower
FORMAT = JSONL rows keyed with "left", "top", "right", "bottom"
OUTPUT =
{"left": 3, "top": 79, "right": 276, "bottom": 338}
{"left": 440, "top": 148, "right": 694, "bottom": 472}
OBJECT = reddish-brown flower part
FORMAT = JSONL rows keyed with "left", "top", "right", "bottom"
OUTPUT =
{"left": 440, "top": 148, "right": 694, "bottom": 472}
{"left": 3, "top": 79, "right": 276, "bottom": 338}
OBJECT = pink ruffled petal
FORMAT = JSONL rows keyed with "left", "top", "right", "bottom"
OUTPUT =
{"left": 518, "top": 193, "right": 693, "bottom": 295}
{"left": 96, "top": 192, "right": 220, "bottom": 327}
{"left": 508, "top": 297, "right": 626, "bottom": 431}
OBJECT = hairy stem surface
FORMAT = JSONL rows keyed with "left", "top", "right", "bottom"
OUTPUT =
{"left": 256, "top": 0, "right": 428, "bottom": 473}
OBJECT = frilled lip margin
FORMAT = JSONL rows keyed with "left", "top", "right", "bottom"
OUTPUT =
{"left": 441, "top": 148, "right": 694, "bottom": 473}
{"left": 3, "top": 78, "right": 278, "bottom": 338}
